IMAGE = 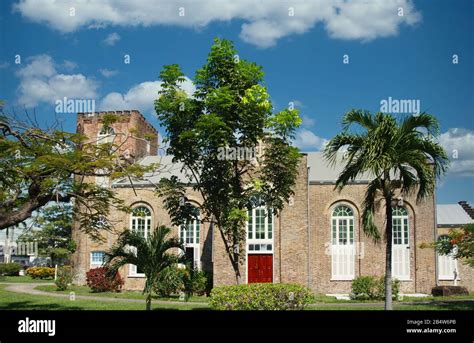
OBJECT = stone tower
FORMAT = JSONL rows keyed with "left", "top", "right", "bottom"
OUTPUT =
{"left": 72, "top": 110, "right": 158, "bottom": 283}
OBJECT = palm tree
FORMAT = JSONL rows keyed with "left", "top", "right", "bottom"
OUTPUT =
{"left": 324, "top": 110, "right": 448, "bottom": 310}
{"left": 104, "top": 225, "right": 184, "bottom": 310}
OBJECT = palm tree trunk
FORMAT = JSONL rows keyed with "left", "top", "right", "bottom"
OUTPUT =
{"left": 146, "top": 292, "right": 152, "bottom": 311}
{"left": 385, "top": 196, "right": 393, "bottom": 310}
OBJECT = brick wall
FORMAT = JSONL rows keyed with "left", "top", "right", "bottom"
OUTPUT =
{"left": 309, "top": 183, "right": 436, "bottom": 295}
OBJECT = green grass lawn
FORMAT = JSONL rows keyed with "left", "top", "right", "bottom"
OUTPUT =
{"left": 35, "top": 285, "right": 208, "bottom": 303}
{"left": 0, "top": 285, "right": 208, "bottom": 310}
{"left": 313, "top": 293, "right": 474, "bottom": 304}
{"left": 0, "top": 283, "right": 472, "bottom": 311}
{"left": 0, "top": 275, "right": 53, "bottom": 283}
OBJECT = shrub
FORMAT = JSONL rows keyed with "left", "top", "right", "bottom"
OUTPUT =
{"left": 55, "top": 266, "right": 74, "bottom": 291}
{"left": 86, "top": 267, "right": 124, "bottom": 293}
{"left": 431, "top": 286, "right": 469, "bottom": 297}
{"left": 26, "top": 266, "right": 55, "bottom": 279}
{"left": 350, "top": 276, "right": 376, "bottom": 300}
{"left": 0, "top": 263, "right": 22, "bottom": 276}
{"left": 375, "top": 276, "right": 400, "bottom": 300}
{"left": 182, "top": 268, "right": 209, "bottom": 297}
{"left": 154, "top": 266, "right": 185, "bottom": 297}
{"left": 154, "top": 266, "right": 212, "bottom": 298}
{"left": 350, "top": 276, "right": 400, "bottom": 300}
{"left": 209, "top": 283, "right": 314, "bottom": 310}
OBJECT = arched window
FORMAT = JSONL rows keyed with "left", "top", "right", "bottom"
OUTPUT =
{"left": 331, "top": 205, "right": 354, "bottom": 245}
{"left": 97, "top": 126, "right": 115, "bottom": 144}
{"left": 331, "top": 204, "right": 355, "bottom": 280}
{"left": 247, "top": 198, "right": 273, "bottom": 253}
{"left": 131, "top": 206, "right": 152, "bottom": 238}
{"left": 129, "top": 206, "right": 152, "bottom": 276}
{"left": 437, "top": 235, "right": 458, "bottom": 281}
{"left": 392, "top": 206, "right": 410, "bottom": 280}
{"left": 179, "top": 207, "right": 201, "bottom": 269}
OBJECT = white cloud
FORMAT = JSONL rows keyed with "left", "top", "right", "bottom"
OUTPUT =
{"left": 293, "top": 128, "right": 327, "bottom": 151}
{"left": 99, "top": 68, "right": 118, "bottom": 78}
{"left": 99, "top": 77, "right": 195, "bottom": 114}
{"left": 301, "top": 115, "right": 316, "bottom": 127}
{"left": 13, "top": 0, "right": 421, "bottom": 48}
{"left": 61, "top": 60, "right": 77, "bottom": 71}
{"left": 103, "top": 32, "right": 121, "bottom": 46}
{"left": 16, "top": 54, "right": 99, "bottom": 108}
{"left": 439, "top": 128, "right": 474, "bottom": 177}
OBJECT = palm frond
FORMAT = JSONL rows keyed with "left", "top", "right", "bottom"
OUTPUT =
{"left": 361, "top": 179, "right": 382, "bottom": 242}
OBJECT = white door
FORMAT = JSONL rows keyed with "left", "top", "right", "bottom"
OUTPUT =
{"left": 392, "top": 208, "right": 410, "bottom": 280}
{"left": 438, "top": 253, "right": 457, "bottom": 280}
{"left": 331, "top": 213, "right": 355, "bottom": 280}
{"left": 437, "top": 236, "right": 458, "bottom": 281}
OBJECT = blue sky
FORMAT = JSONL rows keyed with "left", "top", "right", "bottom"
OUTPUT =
{"left": 0, "top": 0, "right": 472, "bottom": 205}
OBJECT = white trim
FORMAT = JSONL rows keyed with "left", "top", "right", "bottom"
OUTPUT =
{"left": 179, "top": 213, "right": 201, "bottom": 270}
{"left": 392, "top": 208, "right": 410, "bottom": 281}
{"left": 90, "top": 251, "right": 105, "bottom": 267}
{"left": 245, "top": 205, "right": 274, "bottom": 284}
{"left": 128, "top": 205, "right": 152, "bottom": 277}
{"left": 330, "top": 204, "right": 356, "bottom": 280}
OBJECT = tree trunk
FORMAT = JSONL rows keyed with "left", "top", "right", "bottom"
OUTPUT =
{"left": 233, "top": 261, "right": 241, "bottom": 285}
{"left": 146, "top": 293, "right": 152, "bottom": 311}
{"left": 385, "top": 196, "right": 393, "bottom": 310}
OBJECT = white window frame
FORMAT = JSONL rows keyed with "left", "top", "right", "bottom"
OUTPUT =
{"left": 129, "top": 206, "right": 152, "bottom": 277}
{"left": 392, "top": 206, "right": 411, "bottom": 281}
{"left": 90, "top": 251, "right": 105, "bottom": 267}
{"left": 331, "top": 204, "right": 355, "bottom": 281}
{"left": 97, "top": 126, "right": 115, "bottom": 144}
{"left": 247, "top": 206, "right": 273, "bottom": 254}
{"left": 437, "top": 235, "right": 459, "bottom": 281}
{"left": 179, "top": 210, "right": 201, "bottom": 270}
{"left": 95, "top": 126, "right": 115, "bottom": 187}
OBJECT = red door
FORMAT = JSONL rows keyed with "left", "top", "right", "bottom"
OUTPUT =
{"left": 248, "top": 254, "right": 273, "bottom": 283}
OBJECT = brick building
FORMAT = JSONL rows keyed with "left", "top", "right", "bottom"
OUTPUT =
{"left": 436, "top": 203, "right": 474, "bottom": 292}
{"left": 72, "top": 111, "right": 472, "bottom": 295}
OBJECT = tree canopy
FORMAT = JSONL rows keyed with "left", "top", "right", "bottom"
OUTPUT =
{"left": 324, "top": 110, "right": 449, "bottom": 310}
{"left": 155, "top": 38, "right": 302, "bottom": 283}
{"left": 0, "top": 112, "right": 151, "bottom": 239}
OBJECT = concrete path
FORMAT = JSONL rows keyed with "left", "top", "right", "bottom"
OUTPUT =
{"left": 0, "top": 282, "right": 208, "bottom": 306}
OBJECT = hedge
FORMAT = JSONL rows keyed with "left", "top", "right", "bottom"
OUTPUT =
{"left": 26, "top": 266, "right": 55, "bottom": 279}
{"left": 0, "top": 263, "right": 22, "bottom": 276}
{"left": 209, "top": 283, "right": 314, "bottom": 310}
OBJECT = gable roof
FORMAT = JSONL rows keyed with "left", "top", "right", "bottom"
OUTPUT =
{"left": 113, "top": 155, "right": 190, "bottom": 187}
{"left": 436, "top": 204, "right": 474, "bottom": 226}
{"left": 307, "top": 152, "right": 373, "bottom": 183}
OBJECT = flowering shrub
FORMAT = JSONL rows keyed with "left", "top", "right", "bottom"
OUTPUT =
{"left": 26, "top": 266, "right": 55, "bottom": 279}
{"left": 86, "top": 267, "right": 124, "bottom": 293}
{"left": 209, "top": 283, "right": 314, "bottom": 310}
{"left": 55, "top": 266, "right": 74, "bottom": 291}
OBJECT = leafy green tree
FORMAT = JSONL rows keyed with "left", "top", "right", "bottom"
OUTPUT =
{"left": 436, "top": 224, "right": 474, "bottom": 267}
{"left": 0, "top": 112, "right": 152, "bottom": 239}
{"left": 155, "top": 38, "right": 302, "bottom": 284}
{"left": 19, "top": 204, "right": 75, "bottom": 265}
{"left": 324, "top": 110, "right": 448, "bottom": 310}
{"left": 104, "top": 225, "right": 184, "bottom": 310}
